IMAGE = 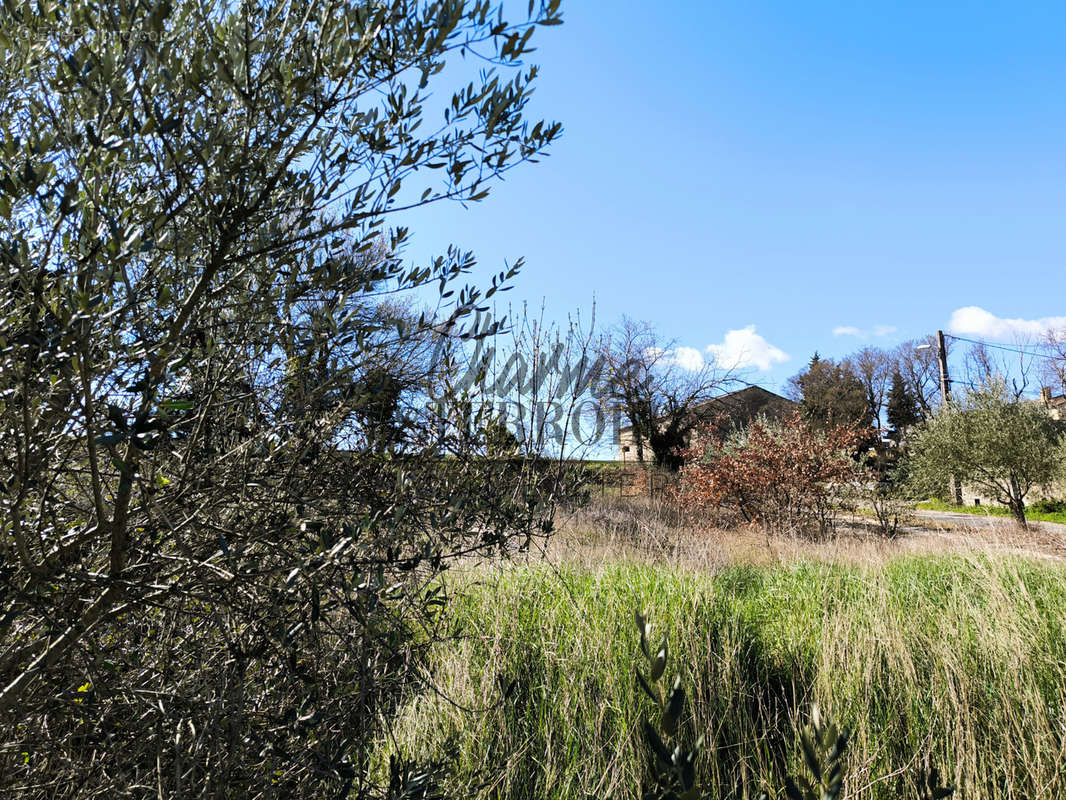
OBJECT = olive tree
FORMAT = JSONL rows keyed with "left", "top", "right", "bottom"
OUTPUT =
{"left": 906, "top": 380, "right": 1066, "bottom": 527}
{"left": 0, "top": 0, "right": 568, "bottom": 796}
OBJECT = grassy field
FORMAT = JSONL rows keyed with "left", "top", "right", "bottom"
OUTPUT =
{"left": 377, "top": 507, "right": 1066, "bottom": 799}
{"left": 918, "top": 497, "right": 1066, "bottom": 525}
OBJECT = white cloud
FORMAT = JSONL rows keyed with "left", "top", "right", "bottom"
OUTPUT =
{"left": 833, "top": 324, "right": 897, "bottom": 339}
{"left": 670, "top": 346, "right": 706, "bottom": 371}
{"left": 833, "top": 326, "right": 863, "bottom": 337}
{"left": 644, "top": 345, "right": 706, "bottom": 372}
{"left": 706, "top": 326, "right": 790, "bottom": 372}
{"left": 948, "top": 306, "right": 1066, "bottom": 340}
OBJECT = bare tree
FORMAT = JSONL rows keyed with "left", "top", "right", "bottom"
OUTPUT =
{"left": 961, "top": 340, "right": 1035, "bottom": 400}
{"left": 892, "top": 337, "right": 942, "bottom": 419}
{"left": 598, "top": 318, "right": 733, "bottom": 470}
{"left": 1041, "top": 328, "right": 1066, "bottom": 394}
{"left": 845, "top": 346, "right": 892, "bottom": 429}
{"left": 428, "top": 302, "right": 604, "bottom": 474}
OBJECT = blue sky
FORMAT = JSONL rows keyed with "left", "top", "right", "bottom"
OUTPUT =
{"left": 398, "top": 1, "right": 1066, "bottom": 396}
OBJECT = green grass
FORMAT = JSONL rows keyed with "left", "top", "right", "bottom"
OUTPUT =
{"left": 918, "top": 497, "right": 1066, "bottom": 524}
{"left": 571, "top": 459, "right": 636, "bottom": 473}
{"left": 379, "top": 556, "right": 1066, "bottom": 799}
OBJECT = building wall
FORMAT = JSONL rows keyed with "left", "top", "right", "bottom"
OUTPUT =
{"left": 958, "top": 480, "right": 1066, "bottom": 508}
{"left": 616, "top": 426, "right": 641, "bottom": 462}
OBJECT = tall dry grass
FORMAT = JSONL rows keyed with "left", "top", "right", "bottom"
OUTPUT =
{"left": 544, "top": 494, "right": 1066, "bottom": 570}
{"left": 376, "top": 498, "right": 1066, "bottom": 799}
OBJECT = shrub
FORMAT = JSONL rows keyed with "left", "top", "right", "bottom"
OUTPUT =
{"left": 1031, "top": 497, "right": 1066, "bottom": 515}
{"left": 864, "top": 481, "right": 914, "bottom": 538}
{"left": 670, "top": 413, "right": 866, "bottom": 538}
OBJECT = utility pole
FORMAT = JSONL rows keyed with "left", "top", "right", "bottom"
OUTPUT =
{"left": 935, "top": 330, "right": 963, "bottom": 505}
{"left": 936, "top": 330, "right": 950, "bottom": 405}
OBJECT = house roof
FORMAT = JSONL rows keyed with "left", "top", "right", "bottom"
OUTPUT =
{"left": 618, "top": 385, "right": 797, "bottom": 435}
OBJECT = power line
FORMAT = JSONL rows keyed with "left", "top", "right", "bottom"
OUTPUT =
{"left": 943, "top": 333, "right": 1063, "bottom": 361}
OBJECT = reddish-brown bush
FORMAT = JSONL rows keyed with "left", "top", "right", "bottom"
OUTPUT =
{"left": 671, "top": 412, "right": 867, "bottom": 537}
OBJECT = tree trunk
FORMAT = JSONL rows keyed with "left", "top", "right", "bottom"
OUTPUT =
{"left": 1008, "top": 476, "right": 1028, "bottom": 528}
{"left": 1008, "top": 499, "right": 1028, "bottom": 528}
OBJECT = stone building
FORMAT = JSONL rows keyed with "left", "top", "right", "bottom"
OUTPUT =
{"left": 1041, "top": 386, "right": 1066, "bottom": 420}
